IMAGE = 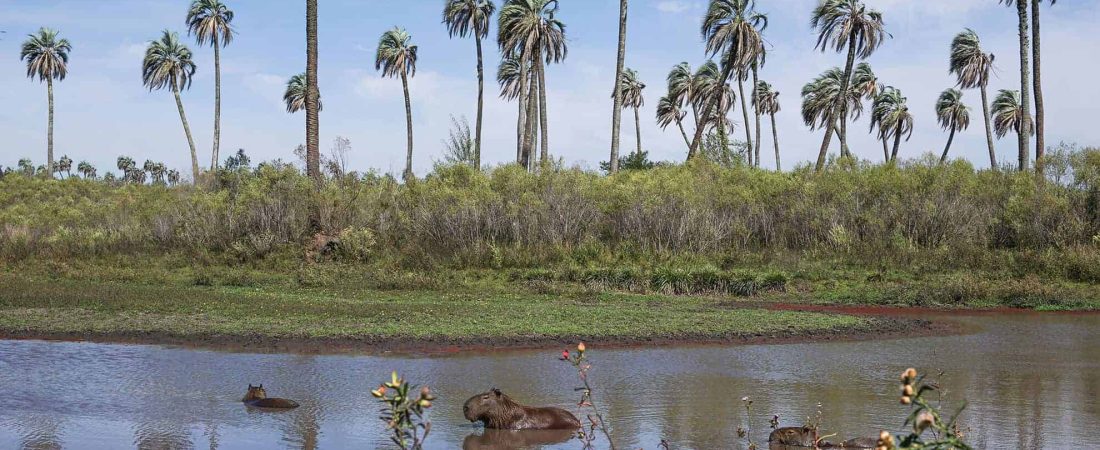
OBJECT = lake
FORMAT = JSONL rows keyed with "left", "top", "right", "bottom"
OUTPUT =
{"left": 1, "top": 313, "right": 1096, "bottom": 449}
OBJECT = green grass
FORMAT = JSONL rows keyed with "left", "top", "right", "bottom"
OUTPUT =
{"left": 0, "top": 268, "right": 867, "bottom": 344}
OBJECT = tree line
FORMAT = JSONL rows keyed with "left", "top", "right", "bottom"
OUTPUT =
{"left": 15, "top": 0, "right": 1059, "bottom": 184}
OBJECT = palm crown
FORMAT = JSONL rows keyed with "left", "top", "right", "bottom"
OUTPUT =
{"left": 811, "top": 0, "right": 887, "bottom": 59}
{"left": 949, "top": 29, "right": 993, "bottom": 89}
{"left": 870, "top": 87, "right": 913, "bottom": 142}
{"left": 992, "top": 89, "right": 1034, "bottom": 139}
{"left": 142, "top": 31, "right": 196, "bottom": 91}
{"left": 616, "top": 68, "right": 645, "bottom": 109}
{"left": 702, "top": 0, "right": 767, "bottom": 70}
{"left": 375, "top": 27, "right": 417, "bottom": 78}
{"left": 20, "top": 28, "right": 71, "bottom": 82}
{"left": 185, "top": 0, "right": 234, "bottom": 47}
{"left": 443, "top": 0, "right": 496, "bottom": 39}
{"left": 284, "top": 73, "right": 321, "bottom": 113}
{"left": 936, "top": 88, "right": 970, "bottom": 132}
{"left": 753, "top": 81, "right": 780, "bottom": 115}
{"left": 497, "top": 0, "right": 566, "bottom": 63}
{"left": 801, "top": 67, "right": 863, "bottom": 130}
{"left": 496, "top": 55, "right": 524, "bottom": 100}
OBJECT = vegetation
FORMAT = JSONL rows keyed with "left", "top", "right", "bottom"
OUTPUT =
{"left": 185, "top": 0, "right": 234, "bottom": 171}
{"left": 443, "top": 0, "right": 496, "bottom": 170}
{"left": 936, "top": 89, "right": 970, "bottom": 164}
{"left": 376, "top": 27, "right": 419, "bottom": 181}
{"left": 19, "top": 27, "right": 71, "bottom": 175}
{"left": 141, "top": 30, "right": 200, "bottom": 182}
{"left": 608, "top": 0, "right": 628, "bottom": 174}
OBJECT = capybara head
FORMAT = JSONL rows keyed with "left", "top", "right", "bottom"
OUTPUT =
{"left": 243, "top": 384, "right": 267, "bottom": 402}
{"left": 463, "top": 388, "right": 519, "bottom": 424}
{"left": 769, "top": 426, "right": 816, "bottom": 446}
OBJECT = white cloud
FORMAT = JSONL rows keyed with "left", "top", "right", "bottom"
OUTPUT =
{"left": 656, "top": 1, "right": 694, "bottom": 14}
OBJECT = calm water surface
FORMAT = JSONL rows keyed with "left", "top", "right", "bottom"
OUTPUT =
{"left": 1, "top": 314, "right": 1097, "bottom": 449}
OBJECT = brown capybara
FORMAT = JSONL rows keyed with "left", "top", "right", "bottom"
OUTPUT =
{"left": 242, "top": 384, "right": 300, "bottom": 409}
{"left": 462, "top": 388, "right": 581, "bottom": 430}
{"left": 769, "top": 426, "right": 816, "bottom": 447}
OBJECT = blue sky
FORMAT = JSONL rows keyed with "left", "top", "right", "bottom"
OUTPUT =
{"left": 2, "top": 0, "right": 1099, "bottom": 177}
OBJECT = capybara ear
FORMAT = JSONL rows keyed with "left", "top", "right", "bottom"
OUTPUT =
{"left": 248, "top": 384, "right": 254, "bottom": 388}
{"left": 259, "top": 384, "right": 263, "bottom": 388}
{"left": 492, "top": 388, "right": 502, "bottom": 397}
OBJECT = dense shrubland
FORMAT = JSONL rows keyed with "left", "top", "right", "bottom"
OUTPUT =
{"left": 3, "top": 148, "right": 1099, "bottom": 288}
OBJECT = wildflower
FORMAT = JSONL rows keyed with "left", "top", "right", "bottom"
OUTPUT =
{"left": 876, "top": 430, "right": 896, "bottom": 450}
{"left": 902, "top": 384, "right": 913, "bottom": 396}
{"left": 560, "top": 350, "right": 570, "bottom": 361}
{"left": 900, "top": 395, "right": 912, "bottom": 405}
{"left": 900, "top": 368, "right": 917, "bottom": 383}
{"left": 385, "top": 371, "right": 402, "bottom": 388}
{"left": 371, "top": 386, "right": 387, "bottom": 398}
{"left": 418, "top": 399, "right": 432, "bottom": 408}
{"left": 577, "top": 342, "right": 586, "bottom": 353}
{"left": 420, "top": 386, "right": 435, "bottom": 400}
{"left": 915, "top": 411, "right": 935, "bottom": 433}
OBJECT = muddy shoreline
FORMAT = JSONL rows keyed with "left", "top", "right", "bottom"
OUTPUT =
{"left": 0, "top": 309, "right": 956, "bottom": 356}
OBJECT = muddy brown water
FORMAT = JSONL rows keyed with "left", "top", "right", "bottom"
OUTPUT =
{"left": 1, "top": 313, "right": 1097, "bottom": 449}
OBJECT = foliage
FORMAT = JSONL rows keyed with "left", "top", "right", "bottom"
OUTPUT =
{"left": 599, "top": 149, "right": 656, "bottom": 173}
{"left": 371, "top": 371, "right": 436, "bottom": 450}
{"left": 440, "top": 115, "right": 477, "bottom": 167}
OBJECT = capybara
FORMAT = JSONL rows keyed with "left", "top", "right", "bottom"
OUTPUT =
{"left": 461, "top": 428, "right": 576, "bottom": 450}
{"left": 242, "top": 384, "right": 300, "bottom": 409}
{"left": 462, "top": 388, "right": 581, "bottom": 430}
{"left": 769, "top": 426, "right": 816, "bottom": 447}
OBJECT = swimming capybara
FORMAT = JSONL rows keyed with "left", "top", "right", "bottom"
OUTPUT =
{"left": 242, "top": 384, "right": 300, "bottom": 409}
{"left": 769, "top": 426, "right": 816, "bottom": 447}
{"left": 461, "top": 428, "right": 576, "bottom": 450}
{"left": 462, "top": 388, "right": 581, "bottom": 430}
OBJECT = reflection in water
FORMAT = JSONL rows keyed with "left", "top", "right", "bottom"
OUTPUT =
{"left": 0, "top": 314, "right": 1097, "bottom": 449}
{"left": 462, "top": 429, "right": 575, "bottom": 450}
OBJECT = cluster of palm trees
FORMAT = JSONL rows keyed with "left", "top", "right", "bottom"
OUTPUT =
{"left": 16, "top": 0, "right": 1059, "bottom": 186}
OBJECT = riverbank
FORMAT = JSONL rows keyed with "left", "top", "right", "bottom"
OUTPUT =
{"left": 3, "top": 256, "right": 1089, "bottom": 353}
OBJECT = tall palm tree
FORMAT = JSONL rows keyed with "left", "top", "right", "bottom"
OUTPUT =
{"left": 810, "top": 0, "right": 887, "bottom": 171}
{"left": 305, "top": 0, "right": 320, "bottom": 188}
{"left": 753, "top": 80, "right": 781, "bottom": 171}
{"left": 1000, "top": 0, "right": 1031, "bottom": 171}
{"left": 615, "top": 68, "right": 645, "bottom": 157}
{"left": 666, "top": 62, "right": 700, "bottom": 157}
{"left": 57, "top": 155, "right": 72, "bottom": 178}
{"left": 186, "top": 0, "right": 234, "bottom": 171}
{"left": 443, "top": 0, "right": 496, "bottom": 170}
{"left": 949, "top": 29, "right": 998, "bottom": 169}
{"left": 496, "top": 55, "right": 526, "bottom": 163}
{"left": 142, "top": 30, "right": 200, "bottom": 182}
{"left": 849, "top": 62, "right": 884, "bottom": 158}
{"left": 20, "top": 28, "right": 71, "bottom": 176}
{"left": 692, "top": 60, "right": 736, "bottom": 148}
{"left": 77, "top": 161, "right": 96, "bottom": 179}
{"left": 870, "top": 87, "right": 913, "bottom": 162}
{"left": 609, "top": 0, "right": 629, "bottom": 174}
{"left": 688, "top": 0, "right": 766, "bottom": 159}
{"left": 498, "top": 0, "right": 567, "bottom": 169}
{"left": 1030, "top": 0, "right": 1056, "bottom": 172}
{"left": 283, "top": 73, "right": 323, "bottom": 113}
{"left": 375, "top": 27, "right": 418, "bottom": 181}
{"left": 656, "top": 95, "right": 691, "bottom": 150}
{"left": 936, "top": 88, "right": 971, "bottom": 163}
{"left": 992, "top": 89, "right": 1034, "bottom": 149}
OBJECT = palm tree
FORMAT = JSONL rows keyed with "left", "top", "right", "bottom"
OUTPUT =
{"left": 20, "top": 28, "right": 71, "bottom": 176}
{"left": 850, "top": 62, "right": 884, "bottom": 158}
{"left": 753, "top": 80, "right": 781, "bottom": 171}
{"left": 496, "top": 55, "right": 526, "bottom": 163}
{"left": 692, "top": 60, "right": 736, "bottom": 150}
{"left": 1000, "top": 0, "right": 1031, "bottom": 171}
{"left": 609, "top": 0, "right": 629, "bottom": 173}
{"left": 688, "top": 0, "right": 766, "bottom": 159}
{"left": 656, "top": 95, "right": 691, "bottom": 150}
{"left": 498, "top": 0, "right": 567, "bottom": 169}
{"left": 810, "top": 0, "right": 887, "bottom": 171}
{"left": 77, "top": 161, "right": 95, "bottom": 179}
{"left": 666, "top": 62, "right": 701, "bottom": 158}
{"left": 375, "top": 27, "right": 418, "bottom": 181}
{"left": 949, "top": 29, "right": 998, "bottom": 169}
{"left": 443, "top": 0, "right": 496, "bottom": 170}
{"left": 186, "top": 0, "right": 234, "bottom": 171}
{"left": 1030, "top": 0, "right": 1056, "bottom": 172}
{"left": 57, "top": 155, "right": 72, "bottom": 178}
{"left": 870, "top": 87, "right": 913, "bottom": 162}
{"left": 142, "top": 30, "right": 200, "bottom": 182}
{"left": 616, "top": 68, "right": 646, "bottom": 158}
{"left": 801, "top": 67, "right": 864, "bottom": 155}
{"left": 305, "top": 0, "right": 320, "bottom": 188}
{"left": 992, "top": 89, "right": 1034, "bottom": 149}
{"left": 283, "top": 73, "right": 322, "bottom": 113}
{"left": 936, "top": 88, "right": 971, "bottom": 163}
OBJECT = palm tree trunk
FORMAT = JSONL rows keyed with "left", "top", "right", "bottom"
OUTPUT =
{"left": 517, "top": 57, "right": 529, "bottom": 165}
{"left": 689, "top": 62, "right": 735, "bottom": 159}
{"left": 1031, "top": 0, "right": 1045, "bottom": 174}
{"left": 940, "top": 125, "right": 956, "bottom": 164}
{"left": 400, "top": 71, "right": 414, "bottom": 180}
{"left": 524, "top": 65, "right": 538, "bottom": 171}
{"left": 676, "top": 118, "right": 691, "bottom": 150}
{"left": 1015, "top": 0, "right": 1031, "bottom": 172}
{"left": 47, "top": 77, "right": 55, "bottom": 177}
{"left": 537, "top": 55, "right": 549, "bottom": 168}
{"left": 770, "top": 111, "right": 780, "bottom": 172}
{"left": 882, "top": 137, "right": 890, "bottom": 162}
{"left": 980, "top": 84, "right": 997, "bottom": 169}
{"left": 305, "top": 0, "right": 321, "bottom": 189}
{"left": 686, "top": 103, "right": 701, "bottom": 160}
{"left": 817, "top": 34, "right": 859, "bottom": 171}
{"left": 474, "top": 34, "right": 484, "bottom": 171}
{"left": 211, "top": 35, "right": 222, "bottom": 172}
{"left": 172, "top": 84, "right": 200, "bottom": 182}
{"left": 609, "top": 0, "right": 628, "bottom": 174}
{"left": 751, "top": 65, "right": 762, "bottom": 167}
{"left": 891, "top": 127, "right": 902, "bottom": 162}
{"left": 737, "top": 73, "right": 753, "bottom": 162}
{"left": 633, "top": 105, "right": 642, "bottom": 156}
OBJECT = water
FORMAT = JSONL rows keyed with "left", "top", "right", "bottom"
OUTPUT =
{"left": 0, "top": 313, "right": 1096, "bottom": 449}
